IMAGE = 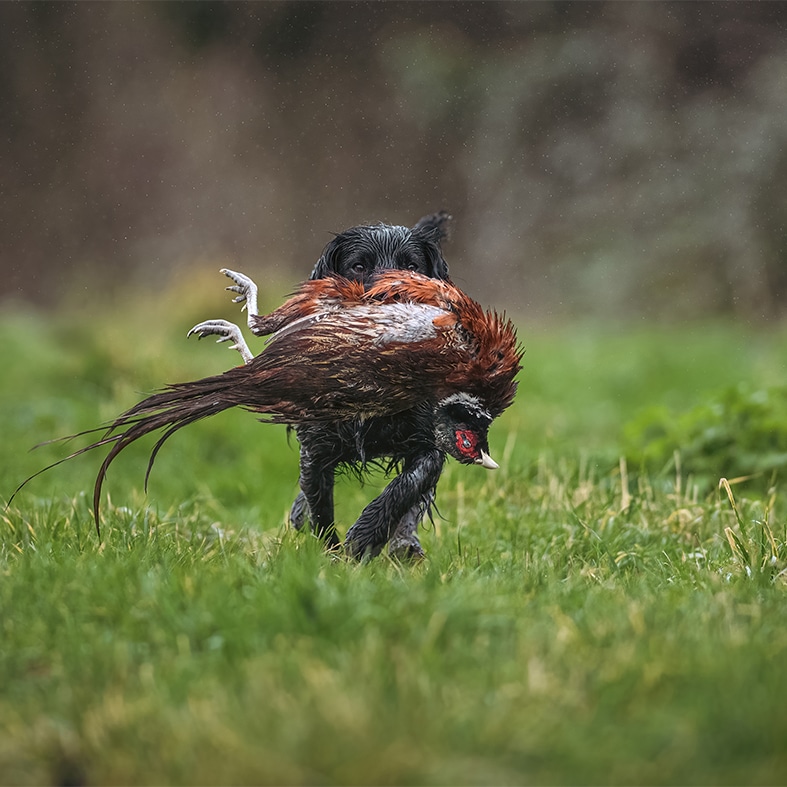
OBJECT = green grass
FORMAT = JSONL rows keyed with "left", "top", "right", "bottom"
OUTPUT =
{"left": 2, "top": 283, "right": 787, "bottom": 784}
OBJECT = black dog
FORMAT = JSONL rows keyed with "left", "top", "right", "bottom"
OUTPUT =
{"left": 193, "top": 211, "right": 452, "bottom": 557}
{"left": 309, "top": 212, "right": 451, "bottom": 282}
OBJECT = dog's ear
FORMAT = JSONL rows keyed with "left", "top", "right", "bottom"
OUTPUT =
{"left": 309, "top": 233, "right": 343, "bottom": 280}
{"left": 411, "top": 210, "right": 452, "bottom": 246}
{"left": 412, "top": 210, "right": 452, "bottom": 280}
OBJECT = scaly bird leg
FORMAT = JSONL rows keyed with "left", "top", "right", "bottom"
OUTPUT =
{"left": 187, "top": 319, "right": 254, "bottom": 365}
{"left": 220, "top": 268, "right": 259, "bottom": 330}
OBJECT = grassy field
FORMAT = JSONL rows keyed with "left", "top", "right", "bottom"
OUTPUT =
{"left": 2, "top": 280, "right": 787, "bottom": 785}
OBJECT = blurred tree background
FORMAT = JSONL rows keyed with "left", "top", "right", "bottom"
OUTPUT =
{"left": 2, "top": 1, "right": 787, "bottom": 321}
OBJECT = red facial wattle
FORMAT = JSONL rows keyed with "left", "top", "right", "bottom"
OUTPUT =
{"left": 455, "top": 429, "right": 479, "bottom": 460}
{"left": 455, "top": 428, "right": 499, "bottom": 470}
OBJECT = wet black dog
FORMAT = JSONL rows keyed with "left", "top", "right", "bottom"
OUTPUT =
{"left": 193, "top": 211, "right": 453, "bottom": 557}
{"left": 292, "top": 211, "right": 452, "bottom": 557}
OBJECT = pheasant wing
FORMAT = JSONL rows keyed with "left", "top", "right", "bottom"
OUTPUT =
{"left": 242, "top": 300, "right": 465, "bottom": 422}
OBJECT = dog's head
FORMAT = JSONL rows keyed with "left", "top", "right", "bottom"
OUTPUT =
{"left": 310, "top": 210, "right": 451, "bottom": 284}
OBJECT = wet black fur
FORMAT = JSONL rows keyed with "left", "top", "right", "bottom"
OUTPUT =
{"left": 309, "top": 211, "right": 451, "bottom": 284}
{"left": 295, "top": 407, "right": 445, "bottom": 557}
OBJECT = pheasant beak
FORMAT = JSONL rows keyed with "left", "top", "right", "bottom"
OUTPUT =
{"left": 476, "top": 450, "right": 499, "bottom": 470}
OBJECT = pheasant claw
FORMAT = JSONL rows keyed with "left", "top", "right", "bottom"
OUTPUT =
{"left": 220, "top": 268, "right": 259, "bottom": 328}
{"left": 187, "top": 319, "right": 254, "bottom": 365}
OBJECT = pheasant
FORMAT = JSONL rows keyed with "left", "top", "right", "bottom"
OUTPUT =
{"left": 14, "top": 271, "right": 522, "bottom": 559}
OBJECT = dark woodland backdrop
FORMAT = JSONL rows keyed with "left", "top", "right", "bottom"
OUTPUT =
{"left": 3, "top": 1, "right": 787, "bottom": 321}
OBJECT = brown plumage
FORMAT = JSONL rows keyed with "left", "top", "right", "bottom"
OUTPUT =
{"left": 240, "top": 273, "right": 521, "bottom": 421}
{"left": 13, "top": 271, "right": 523, "bottom": 558}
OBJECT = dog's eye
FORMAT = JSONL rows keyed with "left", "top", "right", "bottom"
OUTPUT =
{"left": 351, "top": 263, "right": 366, "bottom": 274}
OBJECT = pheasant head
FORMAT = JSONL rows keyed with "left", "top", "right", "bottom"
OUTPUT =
{"left": 433, "top": 392, "right": 499, "bottom": 470}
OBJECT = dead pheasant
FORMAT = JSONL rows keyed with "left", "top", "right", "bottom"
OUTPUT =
{"left": 14, "top": 271, "right": 522, "bottom": 558}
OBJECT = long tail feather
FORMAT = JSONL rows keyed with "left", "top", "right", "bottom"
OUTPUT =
{"left": 9, "top": 366, "right": 255, "bottom": 535}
